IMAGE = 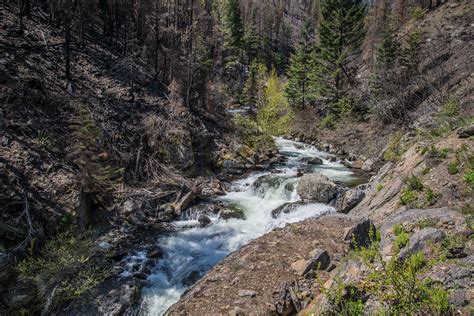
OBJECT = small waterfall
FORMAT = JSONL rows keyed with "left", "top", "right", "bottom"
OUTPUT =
{"left": 137, "top": 137, "right": 357, "bottom": 315}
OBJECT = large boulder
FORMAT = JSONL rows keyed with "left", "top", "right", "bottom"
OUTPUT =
{"left": 398, "top": 228, "right": 446, "bottom": 261}
{"left": 335, "top": 184, "right": 367, "bottom": 214}
{"left": 300, "top": 157, "right": 324, "bottom": 165}
{"left": 271, "top": 202, "right": 305, "bottom": 218}
{"left": 297, "top": 173, "right": 338, "bottom": 203}
{"left": 344, "top": 218, "right": 376, "bottom": 249}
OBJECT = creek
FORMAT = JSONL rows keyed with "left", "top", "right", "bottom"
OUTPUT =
{"left": 134, "top": 137, "right": 357, "bottom": 315}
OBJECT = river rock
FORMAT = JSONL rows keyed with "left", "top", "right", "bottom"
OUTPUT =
{"left": 220, "top": 207, "right": 245, "bottom": 220}
{"left": 198, "top": 214, "right": 212, "bottom": 227}
{"left": 297, "top": 173, "right": 338, "bottom": 203}
{"left": 344, "top": 218, "right": 376, "bottom": 249}
{"left": 457, "top": 124, "right": 474, "bottom": 138}
{"left": 300, "top": 157, "right": 323, "bottom": 165}
{"left": 335, "top": 184, "right": 367, "bottom": 214}
{"left": 271, "top": 202, "right": 304, "bottom": 218}
{"left": 147, "top": 246, "right": 164, "bottom": 259}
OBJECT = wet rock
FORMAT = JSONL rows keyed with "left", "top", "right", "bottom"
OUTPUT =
{"left": 335, "top": 184, "right": 367, "bottom": 214}
{"left": 183, "top": 271, "right": 201, "bottom": 287}
{"left": 147, "top": 246, "right": 164, "bottom": 259}
{"left": 300, "top": 157, "right": 323, "bottom": 165}
{"left": 297, "top": 173, "right": 338, "bottom": 203}
{"left": 198, "top": 214, "right": 212, "bottom": 227}
{"left": 398, "top": 228, "right": 446, "bottom": 261}
{"left": 220, "top": 207, "right": 245, "bottom": 220}
{"left": 457, "top": 124, "right": 474, "bottom": 138}
{"left": 238, "top": 289, "right": 257, "bottom": 297}
{"left": 97, "top": 284, "right": 139, "bottom": 315}
{"left": 344, "top": 218, "right": 376, "bottom": 249}
{"left": 271, "top": 202, "right": 304, "bottom": 218}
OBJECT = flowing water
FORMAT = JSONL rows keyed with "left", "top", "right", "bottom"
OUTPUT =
{"left": 135, "top": 137, "right": 357, "bottom": 315}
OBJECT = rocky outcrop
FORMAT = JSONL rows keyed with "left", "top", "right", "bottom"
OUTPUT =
{"left": 297, "top": 173, "right": 338, "bottom": 203}
{"left": 334, "top": 184, "right": 367, "bottom": 214}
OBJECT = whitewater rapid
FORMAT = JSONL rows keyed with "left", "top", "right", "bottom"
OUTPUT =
{"left": 137, "top": 137, "right": 356, "bottom": 315}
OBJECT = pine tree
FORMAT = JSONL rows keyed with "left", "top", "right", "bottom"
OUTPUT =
{"left": 243, "top": 62, "right": 268, "bottom": 106}
{"left": 370, "top": 21, "right": 399, "bottom": 97}
{"left": 223, "top": 0, "right": 244, "bottom": 52}
{"left": 285, "top": 20, "right": 320, "bottom": 108}
{"left": 243, "top": 11, "right": 262, "bottom": 64}
{"left": 319, "top": 0, "right": 367, "bottom": 109}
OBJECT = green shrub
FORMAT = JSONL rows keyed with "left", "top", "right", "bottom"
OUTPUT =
{"left": 421, "top": 167, "right": 431, "bottom": 175}
{"left": 411, "top": 6, "right": 426, "bottom": 20}
{"left": 376, "top": 183, "right": 384, "bottom": 192}
{"left": 447, "top": 162, "right": 459, "bottom": 175}
{"left": 393, "top": 224, "right": 405, "bottom": 236}
{"left": 320, "top": 114, "right": 336, "bottom": 129}
{"left": 400, "top": 188, "right": 417, "bottom": 205}
{"left": 394, "top": 230, "right": 410, "bottom": 251}
{"left": 353, "top": 235, "right": 452, "bottom": 314}
{"left": 417, "top": 218, "right": 436, "bottom": 229}
{"left": 424, "top": 188, "right": 442, "bottom": 206}
{"left": 17, "top": 230, "right": 110, "bottom": 310}
{"left": 406, "top": 175, "right": 423, "bottom": 191}
{"left": 464, "top": 171, "right": 474, "bottom": 190}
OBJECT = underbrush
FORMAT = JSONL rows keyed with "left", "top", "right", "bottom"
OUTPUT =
{"left": 16, "top": 230, "right": 110, "bottom": 312}
{"left": 323, "top": 229, "right": 452, "bottom": 315}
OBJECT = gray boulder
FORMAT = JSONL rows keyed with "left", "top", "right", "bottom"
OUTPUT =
{"left": 344, "top": 218, "right": 376, "bottom": 249}
{"left": 220, "top": 207, "right": 245, "bottom": 220}
{"left": 335, "top": 184, "right": 367, "bottom": 214}
{"left": 297, "top": 173, "right": 338, "bottom": 203}
{"left": 300, "top": 157, "right": 324, "bottom": 165}
{"left": 271, "top": 202, "right": 305, "bottom": 218}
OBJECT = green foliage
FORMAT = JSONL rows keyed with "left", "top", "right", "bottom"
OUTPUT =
{"left": 411, "top": 6, "right": 426, "bottom": 20}
{"left": 319, "top": 0, "right": 367, "bottom": 107}
{"left": 424, "top": 187, "right": 442, "bottom": 206}
{"left": 243, "top": 62, "right": 267, "bottom": 106}
{"left": 352, "top": 234, "right": 453, "bottom": 314}
{"left": 257, "top": 70, "right": 293, "bottom": 136}
{"left": 376, "top": 183, "right": 384, "bottom": 192}
{"left": 417, "top": 218, "right": 436, "bottom": 229}
{"left": 285, "top": 20, "right": 321, "bottom": 108}
{"left": 400, "top": 188, "right": 418, "bottom": 205}
{"left": 223, "top": 0, "right": 244, "bottom": 52}
{"left": 406, "top": 174, "right": 423, "bottom": 191}
{"left": 17, "top": 230, "right": 110, "bottom": 309}
{"left": 447, "top": 162, "right": 459, "bottom": 174}
{"left": 464, "top": 170, "right": 474, "bottom": 190}
{"left": 324, "top": 279, "right": 365, "bottom": 316}
{"left": 320, "top": 114, "right": 336, "bottom": 129}
{"left": 394, "top": 230, "right": 410, "bottom": 251}
{"left": 383, "top": 132, "right": 404, "bottom": 162}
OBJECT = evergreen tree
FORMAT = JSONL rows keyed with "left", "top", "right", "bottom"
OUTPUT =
{"left": 243, "top": 62, "right": 268, "bottom": 106}
{"left": 370, "top": 21, "right": 399, "bottom": 97}
{"left": 319, "top": 0, "right": 367, "bottom": 110}
{"left": 285, "top": 20, "right": 320, "bottom": 108}
{"left": 243, "top": 11, "right": 263, "bottom": 64}
{"left": 223, "top": 0, "right": 244, "bottom": 52}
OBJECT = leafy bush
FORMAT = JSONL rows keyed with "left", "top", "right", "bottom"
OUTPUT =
{"left": 424, "top": 187, "right": 442, "bottom": 206}
{"left": 400, "top": 188, "right": 417, "bottom": 205}
{"left": 353, "top": 235, "right": 452, "bottom": 314}
{"left": 256, "top": 70, "right": 294, "bottom": 136}
{"left": 394, "top": 230, "right": 410, "bottom": 251}
{"left": 17, "top": 230, "right": 110, "bottom": 311}
{"left": 464, "top": 171, "right": 474, "bottom": 190}
{"left": 447, "top": 162, "right": 459, "bottom": 175}
{"left": 320, "top": 114, "right": 336, "bottom": 129}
